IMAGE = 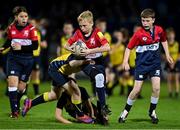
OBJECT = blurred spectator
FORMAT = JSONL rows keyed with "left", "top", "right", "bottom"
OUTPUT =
{"left": 165, "top": 27, "right": 180, "bottom": 98}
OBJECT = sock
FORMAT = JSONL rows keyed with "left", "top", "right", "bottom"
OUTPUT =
{"left": 149, "top": 96, "right": 158, "bottom": 114}
{"left": 96, "top": 87, "right": 106, "bottom": 108}
{"left": 125, "top": 98, "right": 135, "bottom": 112}
{"left": 33, "top": 84, "right": 39, "bottom": 96}
{"left": 17, "top": 89, "right": 26, "bottom": 109}
{"left": 127, "top": 85, "right": 133, "bottom": 96}
{"left": 8, "top": 87, "right": 18, "bottom": 113}
{"left": 31, "top": 92, "right": 49, "bottom": 107}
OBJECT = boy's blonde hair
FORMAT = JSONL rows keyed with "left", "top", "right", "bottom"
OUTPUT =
{"left": 77, "top": 10, "right": 93, "bottom": 24}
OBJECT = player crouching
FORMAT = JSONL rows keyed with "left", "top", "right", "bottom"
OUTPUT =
{"left": 22, "top": 53, "right": 94, "bottom": 124}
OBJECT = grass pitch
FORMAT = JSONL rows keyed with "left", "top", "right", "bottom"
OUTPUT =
{"left": 0, "top": 79, "right": 180, "bottom": 129}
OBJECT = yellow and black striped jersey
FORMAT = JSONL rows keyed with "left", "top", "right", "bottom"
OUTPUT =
{"left": 168, "top": 41, "right": 179, "bottom": 62}
{"left": 0, "top": 36, "right": 10, "bottom": 54}
{"left": 129, "top": 48, "right": 136, "bottom": 67}
{"left": 103, "top": 32, "right": 112, "bottom": 57}
{"left": 51, "top": 54, "right": 81, "bottom": 75}
{"left": 110, "top": 43, "right": 125, "bottom": 66}
{"left": 33, "top": 31, "right": 41, "bottom": 56}
{"left": 59, "top": 35, "right": 71, "bottom": 55}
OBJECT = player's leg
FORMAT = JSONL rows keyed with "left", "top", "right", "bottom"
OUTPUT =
{"left": 17, "top": 57, "right": 34, "bottom": 110}
{"left": 63, "top": 79, "right": 93, "bottom": 123}
{"left": 167, "top": 72, "right": 173, "bottom": 97}
{"left": 17, "top": 81, "right": 27, "bottom": 108}
{"left": 118, "top": 80, "right": 143, "bottom": 123}
{"left": 6, "top": 56, "right": 21, "bottom": 118}
{"left": 8, "top": 75, "right": 19, "bottom": 118}
{"left": 175, "top": 61, "right": 180, "bottom": 98}
{"left": 63, "top": 79, "right": 82, "bottom": 116}
{"left": 83, "top": 64, "right": 111, "bottom": 125}
{"left": 22, "top": 85, "right": 62, "bottom": 117}
{"left": 149, "top": 76, "right": 160, "bottom": 124}
{"left": 31, "top": 56, "right": 41, "bottom": 96}
{"left": 166, "top": 63, "right": 173, "bottom": 97}
{"left": 22, "top": 64, "right": 66, "bottom": 117}
{"left": 175, "top": 72, "right": 179, "bottom": 98}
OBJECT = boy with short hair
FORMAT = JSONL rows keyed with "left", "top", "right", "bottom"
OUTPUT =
{"left": 118, "top": 8, "right": 173, "bottom": 124}
{"left": 64, "top": 10, "right": 111, "bottom": 125}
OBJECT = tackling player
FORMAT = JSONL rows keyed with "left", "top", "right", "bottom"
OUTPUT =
{"left": 22, "top": 53, "right": 93, "bottom": 123}
{"left": 55, "top": 86, "right": 97, "bottom": 124}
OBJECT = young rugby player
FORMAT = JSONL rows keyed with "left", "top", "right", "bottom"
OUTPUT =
{"left": 0, "top": 6, "right": 38, "bottom": 118}
{"left": 118, "top": 8, "right": 173, "bottom": 124}
{"left": 64, "top": 10, "right": 111, "bottom": 125}
{"left": 22, "top": 53, "right": 94, "bottom": 123}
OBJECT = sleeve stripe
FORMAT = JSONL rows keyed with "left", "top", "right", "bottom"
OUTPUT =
{"left": 30, "top": 26, "right": 35, "bottom": 30}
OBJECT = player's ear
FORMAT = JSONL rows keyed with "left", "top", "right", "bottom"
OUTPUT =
{"left": 152, "top": 18, "right": 155, "bottom": 23}
{"left": 90, "top": 20, "right": 94, "bottom": 26}
{"left": 14, "top": 15, "right": 18, "bottom": 21}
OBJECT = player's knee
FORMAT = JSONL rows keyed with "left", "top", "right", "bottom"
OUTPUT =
{"left": 152, "top": 87, "right": 160, "bottom": 94}
{"left": 8, "top": 76, "right": 18, "bottom": 87}
{"left": 48, "top": 91, "right": 57, "bottom": 100}
{"left": 132, "top": 87, "right": 141, "bottom": 95}
{"left": 17, "top": 88, "right": 26, "bottom": 94}
{"left": 95, "top": 73, "right": 105, "bottom": 88}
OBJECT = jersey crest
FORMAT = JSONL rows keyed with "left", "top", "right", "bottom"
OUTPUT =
{"left": 90, "top": 38, "right": 95, "bottom": 45}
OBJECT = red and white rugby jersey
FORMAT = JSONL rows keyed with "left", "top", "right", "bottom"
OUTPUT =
{"left": 68, "top": 27, "right": 108, "bottom": 59}
{"left": 7, "top": 23, "right": 38, "bottom": 46}
{"left": 127, "top": 25, "right": 167, "bottom": 72}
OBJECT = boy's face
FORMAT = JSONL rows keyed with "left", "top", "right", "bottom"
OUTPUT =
{"left": 96, "top": 22, "right": 106, "bottom": 33}
{"left": 167, "top": 32, "right": 175, "bottom": 42}
{"left": 63, "top": 24, "right": 74, "bottom": 35}
{"left": 141, "top": 17, "right": 155, "bottom": 30}
{"left": 113, "top": 31, "right": 123, "bottom": 42}
{"left": 79, "top": 19, "right": 93, "bottom": 34}
{"left": 15, "top": 12, "right": 28, "bottom": 26}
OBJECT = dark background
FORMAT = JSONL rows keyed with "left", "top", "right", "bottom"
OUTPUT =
{"left": 0, "top": 0, "right": 179, "bottom": 41}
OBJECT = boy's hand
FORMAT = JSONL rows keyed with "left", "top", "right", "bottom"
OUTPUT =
{"left": 122, "top": 62, "right": 130, "bottom": 71}
{"left": 166, "top": 55, "right": 174, "bottom": 65}
{"left": 69, "top": 45, "right": 75, "bottom": 53}
{"left": 79, "top": 49, "right": 90, "bottom": 56}
{"left": 11, "top": 43, "right": 21, "bottom": 50}
{"left": 0, "top": 47, "right": 4, "bottom": 53}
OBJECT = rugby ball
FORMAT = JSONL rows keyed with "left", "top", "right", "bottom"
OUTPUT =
{"left": 74, "top": 40, "right": 87, "bottom": 56}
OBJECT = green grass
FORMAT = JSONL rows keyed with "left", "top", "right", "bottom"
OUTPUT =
{"left": 0, "top": 79, "right": 180, "bottom": 129}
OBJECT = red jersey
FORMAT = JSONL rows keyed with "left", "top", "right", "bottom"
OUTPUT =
{"left": 127, "top": 25, "right": 167, "bottom": 73}
{"left": 127, "top": 25, "right": 166, "bottom": 49}
{"left": 7, "top": 23, "right": 38, "bottom": 46}
{"left": 68, "top": 28, "right": 108, "bottom": 58}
